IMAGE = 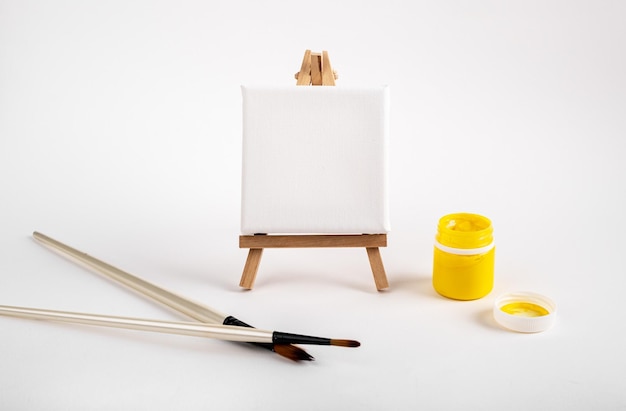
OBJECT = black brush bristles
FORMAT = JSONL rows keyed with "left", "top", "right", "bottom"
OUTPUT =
{"left": 273, "top": 331, "right": 361, "bottom": 347}
{"left": 222, "top": 316, "right": 314, "bottom": 361}
{"left": 273, "top": 344, "right": 315, "bottom": 361}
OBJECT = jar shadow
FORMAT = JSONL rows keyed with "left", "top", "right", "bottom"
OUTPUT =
{"left": 390, "top": 272, "right": 442, "bottom": 299}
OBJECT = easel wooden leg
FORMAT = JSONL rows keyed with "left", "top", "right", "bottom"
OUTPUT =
{"left": 239, "top": 248, "right": 263, "bottom": 289}
{"left": 239, "top": 235, "right": 389, "bottom": 290}
{"left": 366, "top": 247, "right": 389, "bottom": 291}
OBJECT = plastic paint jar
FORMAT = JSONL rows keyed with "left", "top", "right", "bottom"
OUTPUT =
{"left": 432, "top": 213, "right": 495, "bottom": 300}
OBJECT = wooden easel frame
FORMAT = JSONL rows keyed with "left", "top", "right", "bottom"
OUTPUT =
{"left": 294, "top": 49, "right": 337, "bottom": 86}
{"left": 239, "top": 50, "right": 389, "bottom": 291}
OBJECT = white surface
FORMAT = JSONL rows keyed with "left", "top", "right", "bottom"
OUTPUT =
{"left": 241, "top": 86, "right": 390, "bottom": 234}
{"left": 1, "top": 1, "right": 625, "bottom": 410}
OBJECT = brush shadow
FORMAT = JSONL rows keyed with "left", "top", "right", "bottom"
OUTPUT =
{"left": 32, "top": 317, "right": 264, "bottom": 358}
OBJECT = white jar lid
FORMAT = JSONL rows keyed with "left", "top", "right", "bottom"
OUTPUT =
{"left": 493, "top": 291, "right": 557, "bottom": 333}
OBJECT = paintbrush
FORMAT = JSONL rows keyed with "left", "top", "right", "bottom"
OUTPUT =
{"left": 0, "top": 304, "right": 360, "bottom": 347}
{"left": 32, "top": 231, "right": 314, "bottom": 361}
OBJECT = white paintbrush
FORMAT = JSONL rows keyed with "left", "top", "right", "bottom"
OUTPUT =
{"left": 31, "top": 231, "right": 317, "bottom": 360}
{"left": 0, "top": 304, "right": 360, "bottom": 347}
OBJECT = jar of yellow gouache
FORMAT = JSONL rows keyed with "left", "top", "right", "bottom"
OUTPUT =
{"left": 432, "top": 213, "right": 495, "bottom": 300}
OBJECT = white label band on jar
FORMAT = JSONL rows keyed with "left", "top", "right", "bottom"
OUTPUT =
{"left": 434, "top": 239, "right": 495, "bottom": 255}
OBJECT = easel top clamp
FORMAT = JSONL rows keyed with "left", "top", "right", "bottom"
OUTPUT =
{"left": 239, "top": 50, "right": 389, "bottom": 291}
{"left": 294, "top": 50, "right": 338, "bottom": 86}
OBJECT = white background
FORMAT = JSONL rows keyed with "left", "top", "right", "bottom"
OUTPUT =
{"left": 1, "top": 1, "right": 625, "bottom": 410}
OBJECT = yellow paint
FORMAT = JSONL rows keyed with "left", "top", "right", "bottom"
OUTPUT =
{"left": 445, "top": 217, "right": 488, "bottom": 232}
{"left": 433, "top": 213, "right": 494, "bottom": 300}
{"left": 501, "top": 302, "right": 549, "bottom": 317}
{"left": 437, "top": 213, "right": 493, "bottom": 249}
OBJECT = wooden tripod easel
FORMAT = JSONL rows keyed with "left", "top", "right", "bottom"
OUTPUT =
{"left": 294, "top": 49, "right": 337, "bottom": 86}
{"left": 238, "top": 50, "right": 389, "bottom": 291}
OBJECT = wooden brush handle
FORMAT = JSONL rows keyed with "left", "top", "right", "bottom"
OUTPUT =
{"left": 32, "top": 232, "right": 227, "bottom": 324}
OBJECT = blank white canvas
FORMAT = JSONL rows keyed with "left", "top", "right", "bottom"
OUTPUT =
{"left": 241, "top": 85, "right": 390, "bottom": 234}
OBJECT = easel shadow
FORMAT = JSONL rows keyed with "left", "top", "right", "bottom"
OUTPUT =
{"left": 237, "top": 269, "right": 382, "bottom": 294}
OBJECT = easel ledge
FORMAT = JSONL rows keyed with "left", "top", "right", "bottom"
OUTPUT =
{"left": 239, "top": 234, "right": 389, "bottom": 291}
{"left": 240, "top": 234, "right": 386, "bottom": 248}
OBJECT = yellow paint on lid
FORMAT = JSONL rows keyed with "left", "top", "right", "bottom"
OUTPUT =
{"left": 493, "top": 292, "right": 556, "bottom": 333}
{"left": 500, "top": 302, "right": 550, "bottom": 317}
